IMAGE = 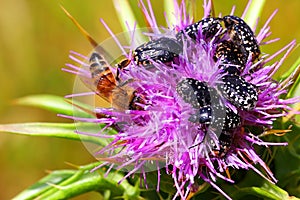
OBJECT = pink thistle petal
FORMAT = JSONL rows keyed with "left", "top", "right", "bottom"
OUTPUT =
{"left": 62, "top": 0, "right": 300, "bottom": 199}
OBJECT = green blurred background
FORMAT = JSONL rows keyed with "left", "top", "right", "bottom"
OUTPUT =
{"left": 0, "top": 0, "right": 299, "bottom": 199}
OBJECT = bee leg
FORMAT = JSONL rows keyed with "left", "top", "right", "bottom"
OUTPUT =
{"left": 116, "top": 58, "right": 131, "bottom": 82}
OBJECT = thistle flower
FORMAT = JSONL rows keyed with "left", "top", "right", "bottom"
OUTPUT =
{"left": 62, "top": 0, "right": 299, "bottom": 199}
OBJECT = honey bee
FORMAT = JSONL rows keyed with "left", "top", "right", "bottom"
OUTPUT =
{"left": 60, "top": 6, "right": 145, "bottom": 111}
{"left": 87, "top": 51, "right": 146, "bottom": 111}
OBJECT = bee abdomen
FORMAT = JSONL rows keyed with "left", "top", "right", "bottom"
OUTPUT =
{"left": 89, "top": 52, "right": 111, "bottom": 78}
{"left": 88, "top": 52, "right": 117, "bottom": 100}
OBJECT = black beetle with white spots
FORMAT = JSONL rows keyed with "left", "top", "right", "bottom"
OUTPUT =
{"left": 118, "top": 15, "right": 260, "bottom": 156}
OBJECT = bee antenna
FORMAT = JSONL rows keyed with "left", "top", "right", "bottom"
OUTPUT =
{"left": 60, "top": 5, "right": 99, "bottom": 48}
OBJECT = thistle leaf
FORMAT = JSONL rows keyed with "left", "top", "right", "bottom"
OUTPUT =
{"left": 273, "top": 128, "right": 300, "bottom": 197}
{"left": 13, "top": 170, "right": 77, "bottom": 200}
{"left": 14, "top": 94, "right": 93, "bottom": 118}
{"left": 0, "top": 122, "right": 111, "bottom": 145}
{"left": 13, "top": 162, "right": 141, "bottom": 200}
{"left": 232, "top": 183, "right": 296, "bottom": 200}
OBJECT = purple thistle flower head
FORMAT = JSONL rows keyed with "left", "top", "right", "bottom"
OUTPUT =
{"left": 62, "top": 0, "right": 300, "bottom": 199}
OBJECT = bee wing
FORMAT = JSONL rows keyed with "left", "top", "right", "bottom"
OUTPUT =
{"left": 111, "top": 85, "right": 135, "bottom": 110}
{"left": 61, "top": 6, "right": 134, "bottom": 108}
